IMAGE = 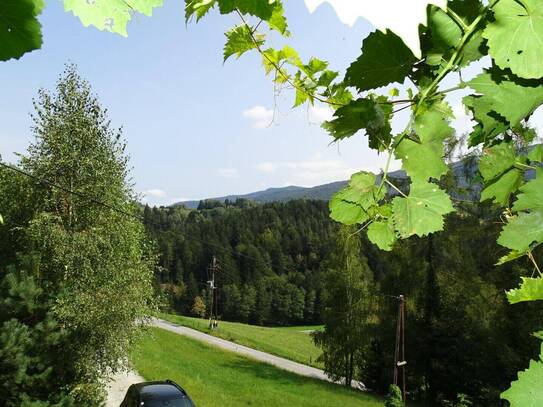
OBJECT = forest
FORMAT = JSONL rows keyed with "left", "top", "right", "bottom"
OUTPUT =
{"left": 145, "top": 198, "right": 543, "bottom": 405}
{"left": 3, "top": 0, "right": 543, "bottom": 405}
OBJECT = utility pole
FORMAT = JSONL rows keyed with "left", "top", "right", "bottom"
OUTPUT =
{"left": 393, "top": 294, "right": 407, "bottom": 401}
{"left": 207, "top": 256, "right": 220, "bottom": 330}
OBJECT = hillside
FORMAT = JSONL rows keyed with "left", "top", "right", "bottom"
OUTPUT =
{"left": 175, "top": 180, "right": 349, "bottom": 209}
{"left": 174, "top": 155, "right": 488, "bottom": 209}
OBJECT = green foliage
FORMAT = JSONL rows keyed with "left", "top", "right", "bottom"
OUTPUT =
{"left": 395, "top": 103, "right": 452, "bottom": 181}
{"left": 42, "top": 0, "right": 543, "bottom": 403}
{"left": 0, "top": 65, "right": 156, "bottom": 404}
{"left": 0, "top": 0, "right": 44, "bottom": 61}
{"left": 323, "top": 96, "right": 393, "bottom": 151}
{"left": 312, "top": 226, "right": 377, "bottom": 387}
{"left": 497, "top": 211, "right": 543, "bottom": 252}
{"left": 483, "top": 0, "right": 543, "bottom": 79}
{"left": 224, "top": 24, "right": 263, "bottom": 61}
{"left": 62, "top": 0, "right": 163, "bottom": 36}
{"left": 144, "top": 199, "right": 334, "bottom": 326}
{"left": 329, "top": 172, "right": 384, "bottom": 225}
{"left": 501, "top": 351, "right": 543, "bottom": 407}
{"left": 345, "top": 30, "right": 417, "bottom": 91}
{"left": 392, "top": 182, "right": 454, "bottom": 238}
{"left": 191, "top": 296, "right": 207, "bottom": 317}
{"left": 384, "top": 384, "right": 404, "bottom": 407}
{"left": 506, "top": 277, "right": 543, "bottom": 304}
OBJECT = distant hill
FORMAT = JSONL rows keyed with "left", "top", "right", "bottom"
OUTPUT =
{"left": 174, "top": 146, "right": 541, "bottom": 209}
{"left": 174, "top": 180, "right": 350, "bottom": 209}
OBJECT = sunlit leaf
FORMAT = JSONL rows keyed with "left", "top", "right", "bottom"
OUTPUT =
{"left": 392, "top": 181, "right": 454, "bottom": 238}
{"left": 484, "top": 0, "right": 543, "bottom": 79}
{"left": 498, "top": 210, "right": 543, "bottom": 252}
{"left": 506, "top": 277, "right": 543, "bottom": 304}
{"left": 63, "top": 0, "right": 164, "bottom": 36}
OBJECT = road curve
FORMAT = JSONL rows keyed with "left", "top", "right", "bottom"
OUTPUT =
{"left": 152, "top": 318, "right": 333, "bottom": 383}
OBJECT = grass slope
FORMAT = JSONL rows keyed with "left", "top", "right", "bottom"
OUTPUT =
{"left": 160, "top": 313, "right": 323, "bottom": 367}
{"left": 132, "top": 327, "right": 383, "bottom": 407}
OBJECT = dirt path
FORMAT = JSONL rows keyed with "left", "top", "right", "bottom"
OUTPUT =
{"left": 105, "top": 370, "right": 145, "bottom": 407}
{"left": 153, "top": 318, "right": 334, "bottom": 384}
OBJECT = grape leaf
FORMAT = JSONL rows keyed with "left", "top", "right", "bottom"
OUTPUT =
{"left": 395, "top": 103, "right": 452, "bottom": 181}
{"left": 424, "top": 0, "right": 484, "bottom": 68}
{"left": 479, "top": 143, "right": 517, "bottom": 181}
{"left": 223, "top": 24, "right": 263, "bottom": 61}
{"left": 218, "top": 0, "right": 281, "bottom": 20}
{"left": 0, "top": 0, "right": 44, "bottom": 61}
{"left": 480, "top": 168, "right": 523, "bottom": 206}
{"left": 329, "top": 197, "right": 368, "bottom": 225}
{"left": 498, "top": 210, "right": 543, "bottom": 252}
{"left": 467, "top": 72, "right": 543, "bottom": 129}
{"left": 484, "top": 0, "right": 543, "bottom": 79}
{"left": 185, "top": 0, "right": 216, "bottom": 22}
{"left": 268, "top": 3, "right": 288, "bottom": 35}
{"left": 367, "top": 219, "right": 397, "bottom": 251}
{"left": 329, "top": 172, "right": 383, "bottom": 225}
{"left": 345, "top": 30, "right": 417, "bottom": 92}
{"left": 501, "top": 359, "right": 543, "bottom": 407}
{"left": 528, "top": 145, "right": 543, "bottom": 163}
{"left": 479, "top": 143, "right": 516, "bottom": 181}
{"left": 392, "top": 181, "right": 454, "bottom": 238}
{"left": 463, "top": 94, "right": 508, "bottom": 146}
{"left": 496, "top": 249, "right": 527, "bottom": 265}
{"left": 63, "top": 0, "right": 164, "bottom": 36}
{"left": 506, "top": 277, "right": 543, "bottom": 304}
{"left": 323, "top": 98, "right": 391, "bottom": 149}
{"left": 512, "top": 169, "right": 543, "bottom": 212}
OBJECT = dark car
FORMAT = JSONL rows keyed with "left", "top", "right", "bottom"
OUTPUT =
{"left": 120, "top": 380, "right": 196, "bottom": 407}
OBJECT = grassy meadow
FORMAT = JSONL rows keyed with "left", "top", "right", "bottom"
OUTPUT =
{"left": 160, "top": 313, "right": 323, "bottom": 367}
{"left": 131, "top": 327, "right": 383, "bottom": 407}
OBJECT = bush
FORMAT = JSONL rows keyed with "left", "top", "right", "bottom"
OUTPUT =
{"left": 384, "top": 384, "right": 404, "bottom": 407}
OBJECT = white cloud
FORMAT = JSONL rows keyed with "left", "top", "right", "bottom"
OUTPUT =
{"left": 256, "top": 162, "right": 278, "bottom": 173}
{"left": 303, "top": 0, "right": 447, "bottom": 57}
{"left": 451, "top": 102, "right": 475, "bottom": 137}
{"left": 308, "top": 105, "right": 334, "bottom": 124}
{"left": 217, "top": 168, "right": 239, "bottom": 178}
{"left": 256, "top": 157, "right": 358, "bottom": 186}
{"left": 145, "top": 189, "right": 167, "bottom": 198}
{"left": 242, "top": 105, "right": 274, "bottom": 129}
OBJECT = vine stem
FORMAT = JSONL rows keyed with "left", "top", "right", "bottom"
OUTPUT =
{"left": 377, "top": 147, "right": 395, "bottom": 195}
{"left": 445, "top": 7, "right": 469, "bottom": 31}
{"left": 527, "top": 251, "right": 542, "bottom": 277}
{"left": 384, "top": 178, "right": 408, "bottom": 198}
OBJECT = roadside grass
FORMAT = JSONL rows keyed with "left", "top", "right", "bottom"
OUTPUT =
{"left": 131, "top": 327, "right": 384, "bottom": 407}
{"left": 159, "top": 313, "right": 323, "bottom": 368}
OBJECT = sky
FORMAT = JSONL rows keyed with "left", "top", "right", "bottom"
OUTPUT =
{"left": 2, "top": 1, "right": 539, "bottom": 206}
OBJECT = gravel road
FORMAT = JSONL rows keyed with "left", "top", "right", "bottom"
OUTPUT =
{"left": 105, "top": 370, "right": 145, "bottom": 406}
{"left": 152, "top": 318, "right": 333, "bottom": 383}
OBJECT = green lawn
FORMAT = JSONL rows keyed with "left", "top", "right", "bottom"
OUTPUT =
{"left": 159, "top": 313, "right": 323, "bottom": 368}
{"left": 132, "top": 327, "right": 383, "bottom": 407}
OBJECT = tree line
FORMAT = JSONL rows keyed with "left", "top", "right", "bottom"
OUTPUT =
{"left": 146, "top": 199, "right": 543, "bottom": 406}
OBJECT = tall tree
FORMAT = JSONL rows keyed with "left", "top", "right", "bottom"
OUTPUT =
{"left": 0, "top": 64, "right": 156, "bottom": 404}
{"left": 313, "top": 226, "right": 377, "bottom": 387}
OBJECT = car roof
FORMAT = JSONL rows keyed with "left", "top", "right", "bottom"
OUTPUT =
{"left": 132, "top": 381, "right": 187, "bottom": 399}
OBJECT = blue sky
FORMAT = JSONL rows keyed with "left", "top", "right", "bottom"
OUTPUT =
{"left": 5, "top": 1, "right": 532, "bottom": 206}
{"left": 0, "top": 1, "right": 392, "bottom": 206}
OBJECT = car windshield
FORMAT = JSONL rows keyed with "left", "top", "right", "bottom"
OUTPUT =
{"left": 142, "top": 397, "right": 194, "bottom": 407}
